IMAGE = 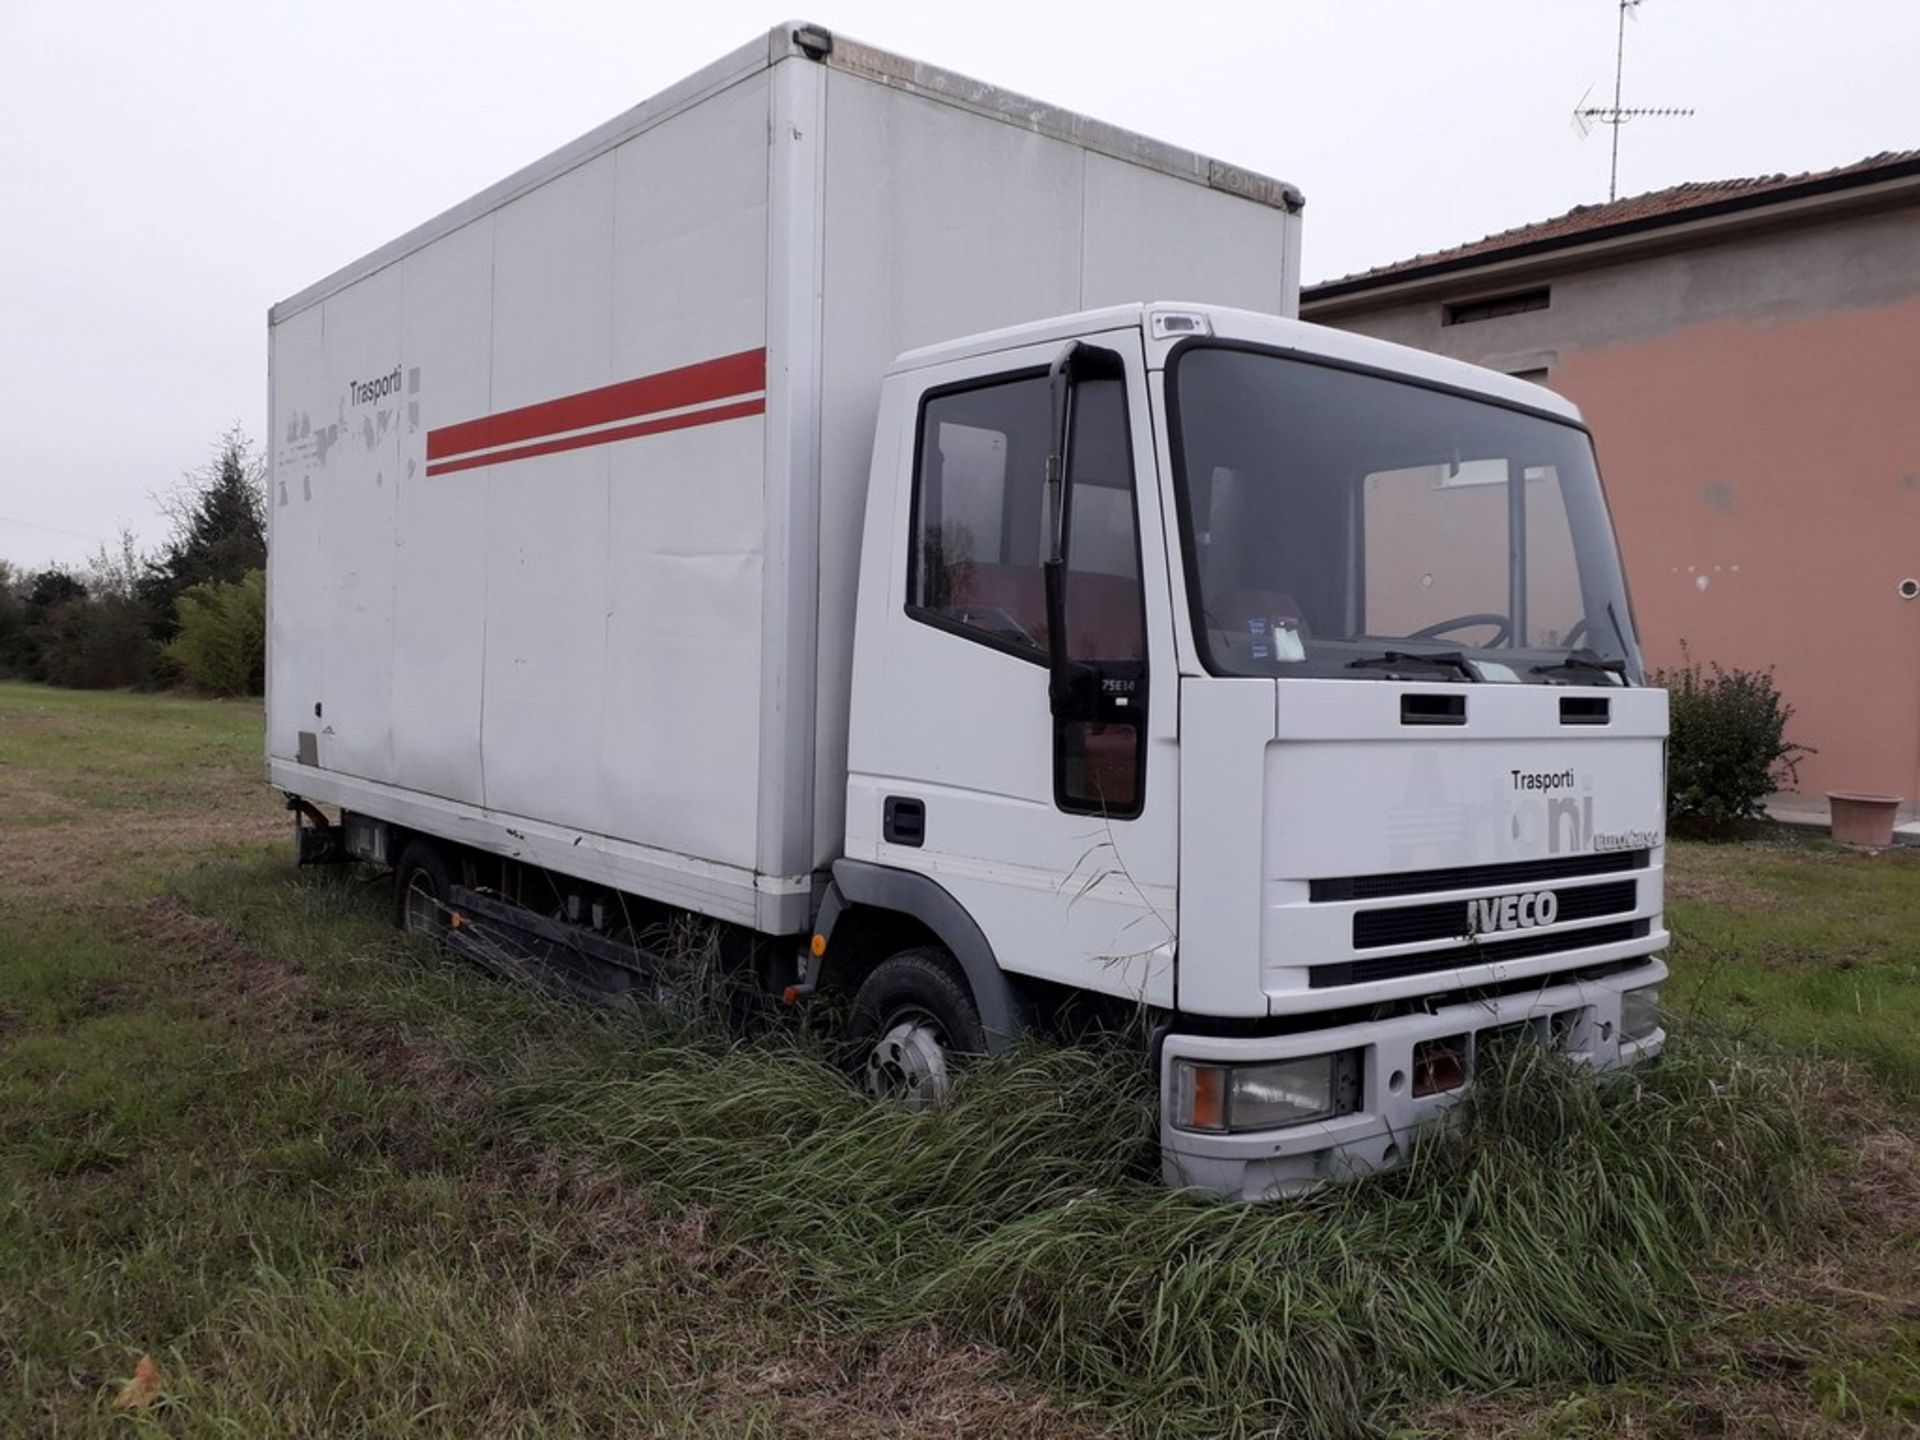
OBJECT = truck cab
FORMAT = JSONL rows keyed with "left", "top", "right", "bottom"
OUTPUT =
{"left": 838, "top": 301, "right": 1667, "bottom": 1199}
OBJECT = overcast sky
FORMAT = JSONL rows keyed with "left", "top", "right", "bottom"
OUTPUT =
{"left": 2, "top": 0, "right": 1914, "bottom": 571}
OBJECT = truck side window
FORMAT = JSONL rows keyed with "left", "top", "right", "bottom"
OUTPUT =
{"left": 1059, "top": 378, "right": 1144, "bottom": 664}
{"left": 908, "top": 374, "right": 1051, "bottom": 657}
{"left": 908, "top": 368, "right": 1147, "bottom": 819}
{"left": 1056, "top": 375, "right": 1146, "bottom": 817}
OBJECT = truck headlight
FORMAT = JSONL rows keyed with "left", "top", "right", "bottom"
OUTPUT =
{"left": 1171, "top": 1052, "right": 1362, "bottom": 1133}
{"left": 1621, "top": 985, "right": 1663, "bottom": 1043}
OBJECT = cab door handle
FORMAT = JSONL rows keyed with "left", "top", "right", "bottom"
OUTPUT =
{"left": 883, "top": 796, "right": 925, "bottom": 847}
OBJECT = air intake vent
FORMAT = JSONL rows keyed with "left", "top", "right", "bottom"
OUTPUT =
{"left": 1352, "top": 879, "right": 1637, "bottom": 949}
{"left": 1311, "top": 920, "right": 1650, "bottom": 988}
{"left": 1560, "top": 696, "right": 1610, "bottom": 725}
{"left": 1401, "top": 693, "right": 1466, "bottom": 726}
{"left": 1310, "top": 849, "right": 1649, "bottom": 903}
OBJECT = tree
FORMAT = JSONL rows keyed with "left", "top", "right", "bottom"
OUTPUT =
{"left": 165, "top": 569, "right": 266, "bottom": 696}
{"left": 46, "top": 527, "right": 166, "bottom": 688}
{"left": 84, "top": 526, "right": 148, "bottom": 602}
{"left": 9, "top": 568, "right": 88, "bottom": 682}
{"left": 1, "top": 427, "right": 267, "bottom": 691}
{"left": 34, "top": 590, "right": 160, "bottom": 689}
{"left": 141, "top": 426, "right": 266, "bottom": 639}
{"left": 26, "top": 568, "right": 87, "bottom": 611}
{"left": 0, "top": 562, "right": 26, "bottom": 678}
{"left": 1, "top": 562, "right": 158, "bottom": 689}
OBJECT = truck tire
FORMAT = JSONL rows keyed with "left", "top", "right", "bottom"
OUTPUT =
{"left": 849, "top": 948, "right": 988, "bottom": 1111}
{"left": 394, "top": 839, "right": 455, "bottom": 937}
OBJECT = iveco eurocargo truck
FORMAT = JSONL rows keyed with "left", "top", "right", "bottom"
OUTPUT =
{"left": 268, "top": 23, "right": 1667, "bottom": 1198}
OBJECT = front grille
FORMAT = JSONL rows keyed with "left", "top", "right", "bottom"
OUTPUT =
{"left": 1310, "top": 919, "right": 1650, "bottom": 989}
{"left": 1309, "top": 849, "right": 1648, "bottom": 903}
{"left": 1353, "top": 878, "right": 1638, "bottom": 949}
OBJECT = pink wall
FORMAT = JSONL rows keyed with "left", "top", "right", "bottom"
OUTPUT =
{"left": 1552, "top": 296, "right": 1920, "bottom": 802}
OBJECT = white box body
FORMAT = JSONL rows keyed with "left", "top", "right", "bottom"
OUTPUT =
{"left": 266, "top": 25, "right": 1302, "bottom": 933}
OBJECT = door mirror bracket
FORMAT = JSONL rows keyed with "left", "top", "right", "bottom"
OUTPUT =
{"left": 1042, "top": 341, "right": 1126, "bottom": 691}
{"left": 1049, "top": 659, "right": 1098, "bottom": 719}
{"left": 1039, "top": 339, "right": 1143, "bottom": 817}
{"left": 1043, "top": 340, "right": 1084, "bottom": 701}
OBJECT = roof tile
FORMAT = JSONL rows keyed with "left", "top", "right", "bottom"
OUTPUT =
{"left": 1311, "top": 149, "right": 1920, "bottom": 291}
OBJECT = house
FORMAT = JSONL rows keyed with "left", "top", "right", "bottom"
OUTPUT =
{"left": 1303, "top": 151, "right": 1920, "bottom": 815}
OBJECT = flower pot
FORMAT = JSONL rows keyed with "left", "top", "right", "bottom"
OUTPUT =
{"left": 1827, "top": 793, "right": 1902, "bottom": 848}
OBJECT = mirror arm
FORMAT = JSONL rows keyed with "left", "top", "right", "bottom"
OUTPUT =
{"left": 1044, "top": 341, "right": 1082, "bottom": 569}
{"left": 1043, "top": 342, "right": 1084, "bottom": 713}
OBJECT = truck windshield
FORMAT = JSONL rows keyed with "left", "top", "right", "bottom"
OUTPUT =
{"left": 1167, "top": 345, "right": 1642, "bottom": 684}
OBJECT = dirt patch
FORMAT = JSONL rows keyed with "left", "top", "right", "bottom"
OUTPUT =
{"left": 1848, "top": 1129, "right": 1920, "bottom": 1243}
{"left": 1665, "top": 864, "right": 1778, "bottom": 910}
{"left": 138, "top": 896, "right": 315, "bottom": 1020}
{"left": 1431, "top": 1377, "right": 1829, "bottom": 1439}
{"left": 0, "top": 806, "right": 284, "bottom": 899}
{"left": 722, "top": 1327, "right": 1106, "bottom": 1439}
{"left": 135, "top": 895, "right": 493, "bottom": 1131}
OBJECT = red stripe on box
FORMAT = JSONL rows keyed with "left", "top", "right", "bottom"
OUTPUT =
{"left": 425, "top": 346, "right": 766, "bottom": 464}
{"left": 423, "top": 396, "right": 765, "bottom": 477}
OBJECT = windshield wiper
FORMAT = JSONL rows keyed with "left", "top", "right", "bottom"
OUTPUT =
{"left": 1347, "top": 650, "right": 1477, "bottom": 680}
{"left": 1530, "top": 649, "right": 1628, "bottom": 681}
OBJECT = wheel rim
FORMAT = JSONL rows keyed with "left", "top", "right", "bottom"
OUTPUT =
{"left": 402, "top": 871, "right": 442, "bottom": 934}
{"left": 863, "top": 1010, "right": 954, "bottom": 1111}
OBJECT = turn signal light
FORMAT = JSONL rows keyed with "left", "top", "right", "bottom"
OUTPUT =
{"left": 1184, "top": 1064, "right": 1226, "bottom": 1131}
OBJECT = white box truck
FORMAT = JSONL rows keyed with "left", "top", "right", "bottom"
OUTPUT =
{"left": 268, "top": 22, "right": 1669, "bottom": 1199}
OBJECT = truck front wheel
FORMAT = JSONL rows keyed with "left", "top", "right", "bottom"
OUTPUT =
{"left": 849, "top": 948, "right": 987, "bottom": 1111}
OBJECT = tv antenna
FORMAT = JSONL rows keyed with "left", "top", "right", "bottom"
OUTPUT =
{"left": 1573, "top": 0, "right": 1693, "bottom": 202}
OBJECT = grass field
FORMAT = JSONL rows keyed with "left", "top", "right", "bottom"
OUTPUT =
{"left": 2, "top": 680, "right": 1915, "bottom": 1436}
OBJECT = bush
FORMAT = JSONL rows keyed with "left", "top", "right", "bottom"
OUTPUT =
{"left": 1654, "top": 651, "right": 1811, "bottom": 836}
{"left": 165, "top": 568, "right": 265, "bottom": 696}
{"left": 142, "top": 426, "right": 267, "bottom": 641}
{"left": 0, "top": 569, "right": 27, "bottom": 678}
{"left": 34, "top": 595, "right": 162, "bottom": 689}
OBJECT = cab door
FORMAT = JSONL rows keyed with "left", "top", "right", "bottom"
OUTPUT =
{"left": 846, "top": 328, "right": 1179, "bottom": 1006}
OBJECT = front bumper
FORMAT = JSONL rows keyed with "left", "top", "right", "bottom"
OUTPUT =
{"left": 1159, "top": 957, "right": 1667, "bottom": 1200}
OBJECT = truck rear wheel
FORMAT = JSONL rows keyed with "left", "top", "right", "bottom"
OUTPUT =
{"left": 394, "top": 839, "right": 455, "bottom": 937}
{"left": 849, "top": 948, "right": 987, "bottom": 1111}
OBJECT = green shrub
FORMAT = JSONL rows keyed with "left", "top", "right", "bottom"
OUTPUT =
{"left": 33, "top": 594, "right": 163, "bottom": 689}
{"left": 1654, "top": 651, "right": 1811, "bottom": 836}
{"left": 0, "top": 572, "right": 31, "bottom": 679}
{"left": 165, "top": 568, "right": 265, "bottom": 696}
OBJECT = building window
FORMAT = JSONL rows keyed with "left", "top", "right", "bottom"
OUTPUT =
{"left": 1443, "top": 287, "right": 1550, "bottom": 326}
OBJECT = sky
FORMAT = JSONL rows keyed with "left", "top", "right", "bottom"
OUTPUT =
{"left": 1, "top": 0, "right": 1914, "bottom": 572}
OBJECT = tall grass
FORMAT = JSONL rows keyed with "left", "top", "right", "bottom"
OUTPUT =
{"left": 175, "top": 861, "right": 1835, "bottom": 1435}
{"left": 508, "top": 1017, "right": 1823, "bottom": 1438}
